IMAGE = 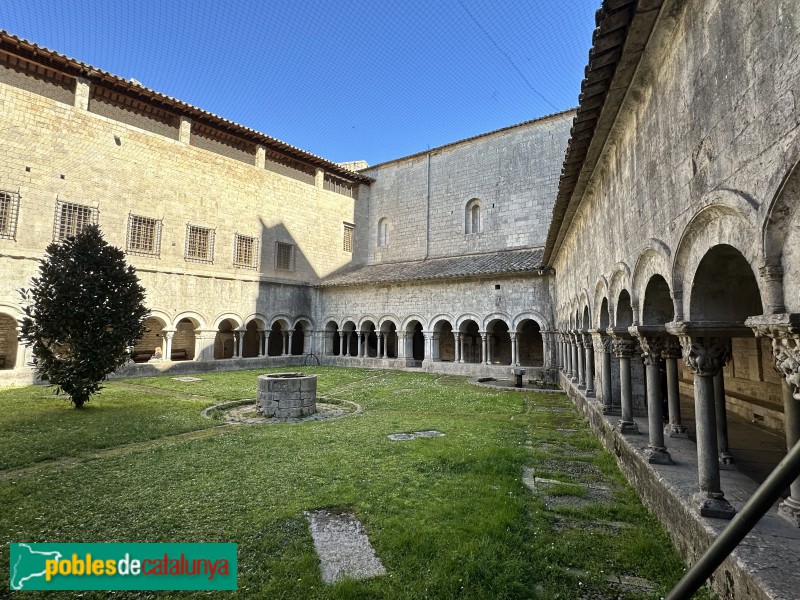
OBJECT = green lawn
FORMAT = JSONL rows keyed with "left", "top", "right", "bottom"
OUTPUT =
{"left": 0, "top": 367, "right": 705, "bottom": 598}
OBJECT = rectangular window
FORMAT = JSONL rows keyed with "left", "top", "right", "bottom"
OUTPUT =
{"left": 126, "top": 214, "right": 161, "bottom": 257}
{"left": 185, "top": 224, "right": 214, "bottom": 263}
{"left": 343, "top": 223, "right": 354, "bottom": 253}
{"left": 54, "top": 200, "right": 97, "bottom": 240}
{"left": 234, "top": 233, "right": 258, "bottom": 269}
{"left": 275, "top": 241, "right": 295, "bottom": 271}
{"left": 0, "top": 190, "right": 20, "bottom": 240}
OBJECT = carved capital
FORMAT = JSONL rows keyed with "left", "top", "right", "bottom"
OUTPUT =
{"left": 637, "top": 336, "right": 665, "bottom": 366}
{"left": 660, "top": 337, "right": 682, "bottom": 360}
{"left": 678, "top": 335, "right": 731, "bottom": 377}
{"left": 612, "top": 338, "right": 637, "bottom": 359}
{"left": 772, "top": 332, "right": 800, "bottom": 395}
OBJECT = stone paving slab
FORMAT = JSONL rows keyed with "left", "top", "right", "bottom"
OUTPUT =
{"left": 387, "top": 430, "right": 445, "bottom": 441}
{"left": 171, "top": 376, "right": 202, "bottom": 382}
{"left": 304, "top": 509, "right": 386, "bottom": 584}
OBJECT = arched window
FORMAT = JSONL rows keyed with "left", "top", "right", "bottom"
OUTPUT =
{"left": 465, "top": 199, "right": 482, "bottom": 234}
{"left": 378, "top": 217, "right": 389, "bottom": 247}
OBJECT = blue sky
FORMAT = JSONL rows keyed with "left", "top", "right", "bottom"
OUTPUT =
{"left": 2, "top": 1, "right": 598, "bottom": 166}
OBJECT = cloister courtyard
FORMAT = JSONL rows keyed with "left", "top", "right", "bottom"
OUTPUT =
{"left": 0, "top": 367, "right": 701, "bottom": 598}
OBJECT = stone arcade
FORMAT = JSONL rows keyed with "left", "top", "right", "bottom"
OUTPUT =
{"left": 2, "top": 0, "right": 800, "bottom": 597}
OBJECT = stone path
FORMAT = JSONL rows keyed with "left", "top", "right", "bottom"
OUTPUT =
{"left": 387, "top": 430, "right": 445, "bottom": 441}
{"left": 304, "top": 509, "right": 386, "bottom": 584}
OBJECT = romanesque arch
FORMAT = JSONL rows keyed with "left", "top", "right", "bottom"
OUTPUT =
{"left": 430, "top": 315, "right": 455, "bottom": 362}
{"left": 632, "top": 243, "right": 672, "bottom": 323}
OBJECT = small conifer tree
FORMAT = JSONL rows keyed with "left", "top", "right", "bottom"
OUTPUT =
{"left": 19, "top": 224, "right": 148, "bottom": 408}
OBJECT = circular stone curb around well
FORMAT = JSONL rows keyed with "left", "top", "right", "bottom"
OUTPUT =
{"left": 202, "top": 397, "right": 362, "bottom": 425}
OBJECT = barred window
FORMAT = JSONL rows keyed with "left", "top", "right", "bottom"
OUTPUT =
{"left": 275, "top": 241, "right": 295, "bottom": 271}
{"left": 0, "top": 190, "right": 20, "bottom": 240}
{"left": 323, "top": 174, "right": 354, "bottom": 198}
{"left": 185, "top": 224, "right": 214, "bottom": 262}
{"left": 126, "top": 214, "right": 161, "bottom": 257}
{"left": 343, "top": 223, "right": 354, "bottom": 253}
{"left": 54, "top": 200, "right": 97, "bottom": 240}
{"left": 234, "top": 233, "right": 258, "bottom": 269}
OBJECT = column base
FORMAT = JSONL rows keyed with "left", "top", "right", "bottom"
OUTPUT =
{"left": 644, "top": 447, "right": 673, "bottom": 465}
{"left": 778, "top": 497, "right": 800, "bottom": 527}
{"left": 665, "top": 423, "right": 689, "bottom": 438}
{"left": 617, "top": 420, "right": 639, "bottom": 434}
{"left": 719, "top": 451, "right": 736, "bottom": 466}
{"left": 602, "top": 404, "right": 619, "bottom": 416}
{"left": 698, "top": 496, "right": 736, "bottom": 519}
{"left": 577, "top": 383, "right": 586, "bottom": 391}
{"left": 585, "top": 389, "right": 595, "bottom": 398}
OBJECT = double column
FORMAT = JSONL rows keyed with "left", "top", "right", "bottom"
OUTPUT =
{"left": 748, "top": 314, "right": 800, "bottom": 526}
{"left": 608, "top": 327, "right": 639, "bottom": 434}
{"left": 667, "top": 321, "right": 737, "bottom": 519}
{"left": 631, "top": 327, "right": 673, "bottom": 465}
{"left": 591, "top": 329, "right": 614, "bottom": 414}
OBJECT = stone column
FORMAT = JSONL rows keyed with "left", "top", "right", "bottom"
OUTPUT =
{"left": 236, "top": 329, "right": 245, "bottom": 358}
{"left": 662, "top": 339, "right": 688, "bottom": 437}
{"left": 357, "top": 332, "right": 365, "bottom": 358}
{"left": 637, "top": 335, "right": 673, "bottom": 464}
{"left": 285, "top": 331, "right": 293, "bottom": 356}
{"left": 480, "top": 332, "right": 488, "bottom": 365}
{"left": 377, "top": 332, "right": 383, "bottom": 358}
{"left": 571, "top": 335, "right": 579, "bottom": 382}
{"left": 576, "top": 332, "right": 586, "bottom": 389}
{"left": 678, "top": 334, "right": 736, "bottom": 519}
{"left": 600, "top": 336, "right": 613, "bottom": 413}
{"left": 713, "top": 371, "right": 735, "bottom": 465}
{"left": 163, "top": 330, "right": 175, "bottom": 361}
{"left": 258, "top": 330, "right": 266, "bottom": 357}
{"left": 340, "top": 333, "right": 346, "bottom": 357}
{"left": 431, "top": 332, "right": 440, "bottom": 361}
{"left": 612, "top": 336, "right": 639, "bottom": 433}
{"left": 584, "top": 333, "right": 595, "bottom": 397}
{"left": 759, "top": 265, "right": 786, "bottom": 315}
{"left": 194, "top": 331, "right": 216, "bottom": 361}
{"left": 382, "top": 333, "right": 389, "bottom": 358}
{"left": 454, "top": 333, "right": 462, "bottom": 363}
{"left": 510, "top": 333, "right": 518, "bottom": 367}
{"left": 748, "top": 316, "right": 800, "bottom": 526}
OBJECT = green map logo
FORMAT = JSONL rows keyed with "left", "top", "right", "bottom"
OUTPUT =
{"left": 9, "top": 543, "right": 237, "bottom": 590}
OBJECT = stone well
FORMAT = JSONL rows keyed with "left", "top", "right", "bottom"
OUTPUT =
{"left": 257, "top": 373, "right": 317, "bottom": 418}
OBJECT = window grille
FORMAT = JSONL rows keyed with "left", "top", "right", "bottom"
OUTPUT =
{"left": 323, "top": 174, "right": 354, "bottom": 198}
{"left": 234, "top": 233, "right": 258, "bottom": 269}
{"left": 54, "top": 200, "right": 97, "bottom": 240}
{"left": 275, "top": 241, "right": 295, "bottom": 271}
{"left": 0, "top": 190, "right": 20, "bottom": 240}
{"left": 185, "top": 224, "right": 214, "bottom": 263}
{"left": 126, "top": 214, "right": 161, "bottom": 257}
{"left": 343, "top": 224, "right": 354, "bottom": 253}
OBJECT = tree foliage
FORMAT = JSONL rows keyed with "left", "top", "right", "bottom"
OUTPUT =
{"left": 19, "top": 224, "right": 148, "bottom": 408}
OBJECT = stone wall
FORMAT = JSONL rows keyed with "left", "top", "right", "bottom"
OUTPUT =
{"left": 361, "top": 112, "right": 573, "bottom": 265}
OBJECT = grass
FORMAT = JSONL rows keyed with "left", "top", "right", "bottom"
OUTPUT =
{"left": 0, "top": 367, "right": 709, "bottom": 598}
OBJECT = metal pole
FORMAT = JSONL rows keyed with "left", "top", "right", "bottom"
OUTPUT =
{"left": 666, "top": 437, "right": 800, "bottom": 599}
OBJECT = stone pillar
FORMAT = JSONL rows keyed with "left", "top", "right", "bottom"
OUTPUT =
{"left": 194, "top": 331, "right": 216, "bottom": 361}
{"left": 480, "top": 332, "right": 488, "bottom": 365}
{"left": 759, "top": 265, "right": 786, "bottom": 315}
{"left": 340, "top": 333, "right": 346, "bottom": 357}
{"left": 454, "top": 333, "right": 462, "bottom": 363}
{"left": 576, "top": 332, "right": 586, "bottom": 389}
{"left": 431, "top": 332, "right": 440, "bottom": 361}
{"left": 257, "top": 330, "right": 266, "bottom": 357}
{"left": 74, "top": 77, "right": 90, "bottom": 110}
{"left": 236, "top": 329, "right": 245, "bottom": 358}
{"left": 584, "top": 333, "right": 595, "bottom": 397}
{"left": 397, "top": 332, "right": 407, "bottom": 359}
{"left": 600, "top": 336, "right": 613, "bottom": 414}
{"left": 163, "top": 330, "right": 175, "bottom": 361}
{"left": 748, "top": 316, "right": 800, "bottom": 526}
{"left": 285, "top": 331, "right": 293, "bottom": 356}
{"left": 383, "top": 333, "right": 390, "bottom": 358}
{"left": 179, "top": 116, "right": 192, "bottom": 144}
{"left": 357, "top": 332, "right": 365, "bottom": 358}
{"left": 510, "top": 333, "right": 518, "bottom": 367}
{"left": 460, "top": 333, "right": 466, "bottom": 364}
{"left": 612, "top": 337, "right": 639, "bottom": 433}
{"left": 713, "top": 371, "right": 735, "bottom": 465}
{"left": 571, "top": 335, "right": 579, "bottom": 382}
{"left": 678, "top": 334, "right": 736, "bottom": 519}
{"left": 255, "top": 145, "right": 266, "bottom": 169}
{"left": 637, "top": 335, "right": 672, "bottom": 464}
{"left": 662, "top": 339, "right": 688, "bottom": 437}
